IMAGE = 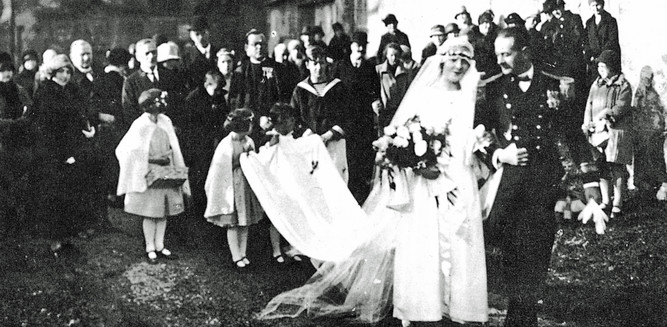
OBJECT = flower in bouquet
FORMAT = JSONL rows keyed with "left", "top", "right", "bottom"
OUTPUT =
{"left": 372, "top": 115, "right": 450, "bottom": 170}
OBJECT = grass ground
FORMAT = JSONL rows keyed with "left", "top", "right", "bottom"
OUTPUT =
{"left": 1, "top": 193, "right": 666, "bottom": 327}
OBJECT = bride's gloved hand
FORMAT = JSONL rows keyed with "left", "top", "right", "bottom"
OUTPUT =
{"left": 495, "top": 143, "right": 528, "bottom": 166}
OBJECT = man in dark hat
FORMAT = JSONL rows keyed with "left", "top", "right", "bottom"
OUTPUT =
{"left": 331, "top": 30, "right": 380, "bottom": 203}
{"left": 504, "top": 13, "right": 526, "bottom": 28}
{"left": 327, "top": 22, "right": 351, "bottom": 61}
{"left": 182, "top": 15, "right": 220, "bottom": 90}
{"left": 14, "top": 49, "right": 39, "bottom": 98}
{"left": 376, "top": 14, "right": 411, "bottom": 64}
{"left": 584, "top": 0, "right": 620, "bottom": 85}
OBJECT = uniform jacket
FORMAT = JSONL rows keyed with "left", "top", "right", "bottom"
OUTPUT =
{"left": 290, "top": 78, "right": 352, "bottom": 137}
{"left": 480, "top": 70, "right": 564, "bottom": 178}
{"left": 584, "top": 11, "right": 620, "bottom": 61}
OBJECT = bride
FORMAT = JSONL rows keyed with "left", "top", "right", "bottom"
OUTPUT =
{"left": 256, "top": 36, "right": 489, "bottom": 325}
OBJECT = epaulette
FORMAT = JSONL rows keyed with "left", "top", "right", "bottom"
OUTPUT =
{"left": 478, "top": 73, "right": 503, "bottom": 87}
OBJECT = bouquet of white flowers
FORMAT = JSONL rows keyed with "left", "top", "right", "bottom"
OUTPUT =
{"left": 372, "top": 115, "right": 450, "bottom": 180}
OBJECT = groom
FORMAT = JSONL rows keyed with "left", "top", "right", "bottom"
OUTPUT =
{"left": 479, "top": 27, "right": 564, "bottom": 327}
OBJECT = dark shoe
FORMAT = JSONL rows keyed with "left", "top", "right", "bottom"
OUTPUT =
{"left": 157, "top": 248, "right": 178, "bottom": 260}
{"left": 147, "top": 251, "right": 158, "bottom": 264}
{"left": 611, "top": 206, "right": 622, "bottom": 219}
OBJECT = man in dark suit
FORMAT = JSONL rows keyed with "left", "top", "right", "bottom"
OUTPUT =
{"left": 94, "top": 48, "right": 132, "bottom": 207}
{"left": 70, "top": 39, "right": 99, "bottom": 125}
{"left": 480, "top": 27, "right": 563, "bottom": 327}
{"left": 229, "top": 29, "right": 285, "bottom": 142}
{"left": 331, "top": 31, "right": 379, "bottom": 203}
{"left": 584, "top": 0, "right": 620, "bottom": 85}
{"left": 182, "top": 16, "right": 220, "bottom": 91}
{"left": 121, "top": 39, "right": 187, "bottom": 129}
{"left": 70, "top": 39, "right": 110, "bottom": 231}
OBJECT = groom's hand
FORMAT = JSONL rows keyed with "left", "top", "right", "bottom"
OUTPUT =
{"left": 495, "top": 144, "right": 528, "bottom": 166}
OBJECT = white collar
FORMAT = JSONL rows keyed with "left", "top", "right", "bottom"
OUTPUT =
{"left": 518, "top": 65, "right": 534, "bottom": 81}
{"left": 104, "top": 65, "right": 123, "bottom": 74}
{"left": 196, "top": 43, "right": 211, "bottom": 56}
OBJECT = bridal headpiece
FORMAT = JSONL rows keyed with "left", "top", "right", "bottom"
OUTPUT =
{"left": 437, "top": 36, "right": 474, "bottom": 63}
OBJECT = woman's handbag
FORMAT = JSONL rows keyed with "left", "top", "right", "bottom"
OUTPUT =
{"left": 146, "top": 166, "right": 189, "bottom": 188}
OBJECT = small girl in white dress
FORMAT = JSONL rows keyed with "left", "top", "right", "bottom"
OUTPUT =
{"left": 204, "top": 108, "right": 264, "bottom": 268}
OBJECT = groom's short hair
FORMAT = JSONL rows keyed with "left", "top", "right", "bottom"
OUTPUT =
{"left": 497, "top": 27, "right": 530, "bottom": 51}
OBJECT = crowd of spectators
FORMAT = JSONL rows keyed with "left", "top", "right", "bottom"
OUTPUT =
{"left": 0, "top": 0, "right": 664, "bottom": 258}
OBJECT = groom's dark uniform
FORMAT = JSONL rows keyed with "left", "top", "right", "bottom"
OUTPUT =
{"left": 480, "top": 70, "right": 563, "bottom": 326}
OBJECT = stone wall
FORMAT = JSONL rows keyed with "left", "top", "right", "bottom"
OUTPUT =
{"left": 3, "top": 0, "right": 265, "bottom": 68}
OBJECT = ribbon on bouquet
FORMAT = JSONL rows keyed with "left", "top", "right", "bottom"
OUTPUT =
{"left": 386, "top": 166, "right": 411, "bottom": 211}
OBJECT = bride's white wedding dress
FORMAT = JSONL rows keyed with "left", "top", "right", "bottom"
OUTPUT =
{"left": 256, "top": 54, "right": 488, "bottom": 324}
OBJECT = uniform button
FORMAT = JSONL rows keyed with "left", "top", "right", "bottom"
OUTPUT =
{"left": 536, "top": 125, "right": 541, "bottom": 129}
{"left": 560, "top": 24, "right": 564, "bottom": 28}
{"left": 513, "top": 136, "right": 520, "bottom": 141}
{"left": 512, "top": 125, "right": 518, "bottom": 130}
{"left": 506, "top": 103, "right": 512, "bottom": 109}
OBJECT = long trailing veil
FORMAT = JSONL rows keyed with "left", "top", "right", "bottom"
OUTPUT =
{"left": 256, "top": 37, "right": 485, "bottom": 324}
